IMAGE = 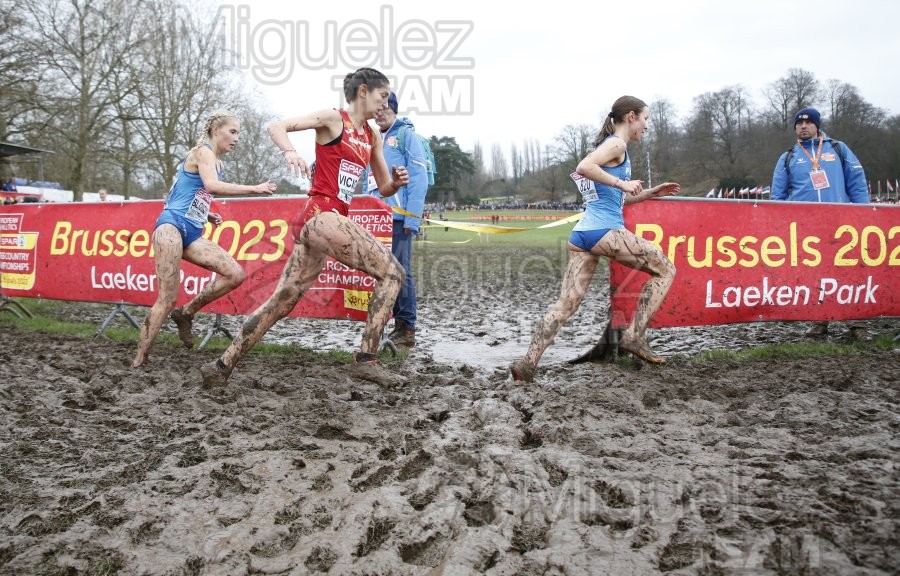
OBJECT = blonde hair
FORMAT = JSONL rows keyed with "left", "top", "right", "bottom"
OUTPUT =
{"left": 196, "top": 110, "right": 238, "bottom": 147}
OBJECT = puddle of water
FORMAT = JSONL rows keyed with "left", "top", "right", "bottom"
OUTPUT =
{"left": 261, "top": 317, "right": 602, "bottom": 373}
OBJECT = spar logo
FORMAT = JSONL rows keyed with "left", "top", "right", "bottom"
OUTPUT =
{"left": 0, "top": 212, "right": 38, "bottom": 290}
{"left": 339, "top": 159, "right": 364, "bottom": 185}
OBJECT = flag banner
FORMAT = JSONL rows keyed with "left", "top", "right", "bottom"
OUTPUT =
{"left": 0, "top": 196, "right": 393, "bottom": 321}
{"left": 610, "top": 198, "right": 900, "bottom": 328}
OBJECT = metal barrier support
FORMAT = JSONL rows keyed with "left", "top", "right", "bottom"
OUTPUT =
{"left": 93, "top": 303, "right": 140, "bottom": 339}
{"left": 198, "top": 314, "right": 233, "bottom": 349}
{"left": 0, "top": 296, "right": 34, "bottom": 319}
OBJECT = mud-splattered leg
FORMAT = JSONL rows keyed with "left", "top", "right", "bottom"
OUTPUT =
{"left": 132, "top": 226, "right": 183, "bottom": 367}
{"left": 521, "top": 249, "right": 599, "bottom": 370}
{"left": 218, "top": 239, "right": 326, "bottom": 370}
{"left": 209, "top": 210, "right": 401, "bottom": 383}
{"left": 302, "top": 212, "right": 404, "bottom": 355}
{"left": 180, "top": 238, "right": 247, "bottom": 316}
{"left": 594, "top": 229, "right": 675, "bottom": 341}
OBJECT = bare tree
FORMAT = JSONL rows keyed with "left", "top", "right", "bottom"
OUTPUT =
{"left": 105, "top": 38, "right": 151, "bottom": 199}
{"left": 687, "top": 86, "right": 753, "bottom": 177}
{"left": 0, "top": 0, "right": 40, "bottom": 143}
{"left": 824, "top": 81, "right": 885, "bottom": 142}
{"left": 136, "top": 0, "right": 238, "bottom": 194}
{"left": 764, "top": 68, "right": 821, "bottom": 130}
{"left": 509, "top": 142, "right": 521, "bottom": 179}
{"left": 645, "top": 98, "right": 681, "bottom": 181}
{"left": 0, "top": 0, "right": 44, "bottom": 179}
{"left": 552, "top": 123, "right": 594, "bottom": 167}
{"left": 490, "top": 143, "right": 508, "bottom": 181}
{"left": 822, "top": 79, "right": 887, "bottom": 165}
{"left": 522, "top": 138, "right": 544, "bottom": 174}
{"left": 224, "top": 98, "right": 286, "bottom": 187}
{"left": 20, "top": 0, "right": 151, "bottom": 199}
{"left": 457, "top": 140, "right": 485, "bottom": 199}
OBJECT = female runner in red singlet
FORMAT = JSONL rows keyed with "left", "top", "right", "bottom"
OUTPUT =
{"left": 201, "top": 68, "right": 409, "bottom": 385}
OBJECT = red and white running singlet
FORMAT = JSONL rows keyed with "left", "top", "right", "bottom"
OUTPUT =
{"left": 308, "top": 109, "right": 374, "bottom": 214}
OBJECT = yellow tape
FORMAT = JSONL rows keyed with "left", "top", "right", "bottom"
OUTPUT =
{"left": 418, "top": 238, "right": 474, "bottom": 244}
{"left": 391, "top": 206, "right": 421, "bottom": 219}
{"left": 390, "top": 205, "right": 584, "bottom": 234}
{"left": 535, "top": 212, "right": 584, "bottom": 228}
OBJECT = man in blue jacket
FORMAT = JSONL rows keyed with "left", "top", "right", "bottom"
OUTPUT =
{"left": 771, "top": 107, "right": 869, "bottom": 336}
{"left": 369, "top": 92, "right": 428, "bottom": 348}
{"left": 771, "top": 107, "right": 868, "bottom": 203}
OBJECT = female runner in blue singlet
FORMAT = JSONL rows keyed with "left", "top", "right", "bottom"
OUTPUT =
{"left": 132, "top": 111, "right": 277, "bottom": 367}
{"left": 510, "top": 96, "right": 680, "bottom": 382}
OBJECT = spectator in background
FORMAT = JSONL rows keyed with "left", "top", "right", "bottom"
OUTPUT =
{"left": 5, "top": 178, "right": 16, "bottom": 192}
{"left": 98, "top": 188, "right": 108, "bottom": 201}
{"left": 367, "top": 91, "right": 427, "bottom": 348}
{"left": 771, "top": 107, "right": 868, "bottom": 337}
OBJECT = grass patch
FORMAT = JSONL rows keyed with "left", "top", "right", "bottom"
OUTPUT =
{"left": 687, "top": 333, "right": 896, "bottom": 363}
{"left": 420, "top": 210, "right": 579, "bottom": 250}
{"left": 0, "top": 306, "right": 139, "bottom": 342}
{"left": 0, "top": 298, "right": 404, "bottom": 365}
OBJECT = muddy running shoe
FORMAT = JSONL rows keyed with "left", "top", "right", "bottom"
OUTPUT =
{"left": 200, "top": 359, "right": 232, "bottom": 388}
{"left": 170, "top": 307, "right": 195, "bottom": 348}
{"left": 508, "top": 360, "right": 535, "bottom": 382}
{"left": 805, "top": 321, "right": 829, "bottom": 337}
{"left": 619, "top": 337, "right": 666, "bottom": 364}
{"left": 350, "top": 352, "right": 408, "bottom": 387}
{"left": 353, "top": 352, "right": 380, "bottom": 364}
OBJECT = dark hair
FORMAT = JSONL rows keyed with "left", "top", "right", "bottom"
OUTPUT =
{"left": 343, "top": 68, "right": 389, "bottom": 103}
{"left": 592, "top": 95, "right": 648, "bottom": 147}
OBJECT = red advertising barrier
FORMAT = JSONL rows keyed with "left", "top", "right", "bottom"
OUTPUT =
{"left": 610, "top": 198, "right": 900, "bottom": 328}
{"left": 0, "top": 196, "right": 393, "bottom": 321}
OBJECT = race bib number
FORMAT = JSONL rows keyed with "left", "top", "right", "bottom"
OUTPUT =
{"left": 185, "top": 188, "right": 212, "bottom": 225}
{"left": 367, "top": 171, "right": 377, "bottom": 194}
{"left": 337, "top": 159, "right": 364, "bottom": 204}
{"left": 809, "top": 169, "right": 829, "bottom": 190}
{"left": 570, "top": 171, "right": 598, "bottom": 202}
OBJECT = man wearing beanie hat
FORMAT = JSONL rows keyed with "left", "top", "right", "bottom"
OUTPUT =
{"left": 772, "top": 107, "right": 867, "bottom": 203}
{"left": 770, "top": 106, "right": 869, "bottom": 337}
{"left": 367, "top": 91, "right": 429, "bottom": 348}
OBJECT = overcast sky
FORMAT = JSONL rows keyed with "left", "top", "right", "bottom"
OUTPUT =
{"left": 219, "top": 0, "right": 900, "bottom": 165}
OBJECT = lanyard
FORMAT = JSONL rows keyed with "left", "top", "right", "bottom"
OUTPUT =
{"left": 797, "top": 136, "right": 824, "bottom": 170}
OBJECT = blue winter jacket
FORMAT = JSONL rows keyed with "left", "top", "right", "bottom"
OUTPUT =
{"left": 366, "top": 117, "right": 428, "bottom": 232}
{"left": 771, "top": 132, "right": 868, "bottom": 203}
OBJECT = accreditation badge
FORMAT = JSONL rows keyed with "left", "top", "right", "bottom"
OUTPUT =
{"left": 809, "top": 169, "right": 829, "bottom": 190}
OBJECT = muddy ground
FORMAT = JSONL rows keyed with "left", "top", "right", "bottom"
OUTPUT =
{"left": 1, "top": 244, "right": 898, "bottom": 575}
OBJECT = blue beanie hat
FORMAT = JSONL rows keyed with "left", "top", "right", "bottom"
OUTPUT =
{"left": 794, "top": 107, "right": 821, "bottom": 129}
{"left": 387, "top": 92, "right": 398, "bottom": 114}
